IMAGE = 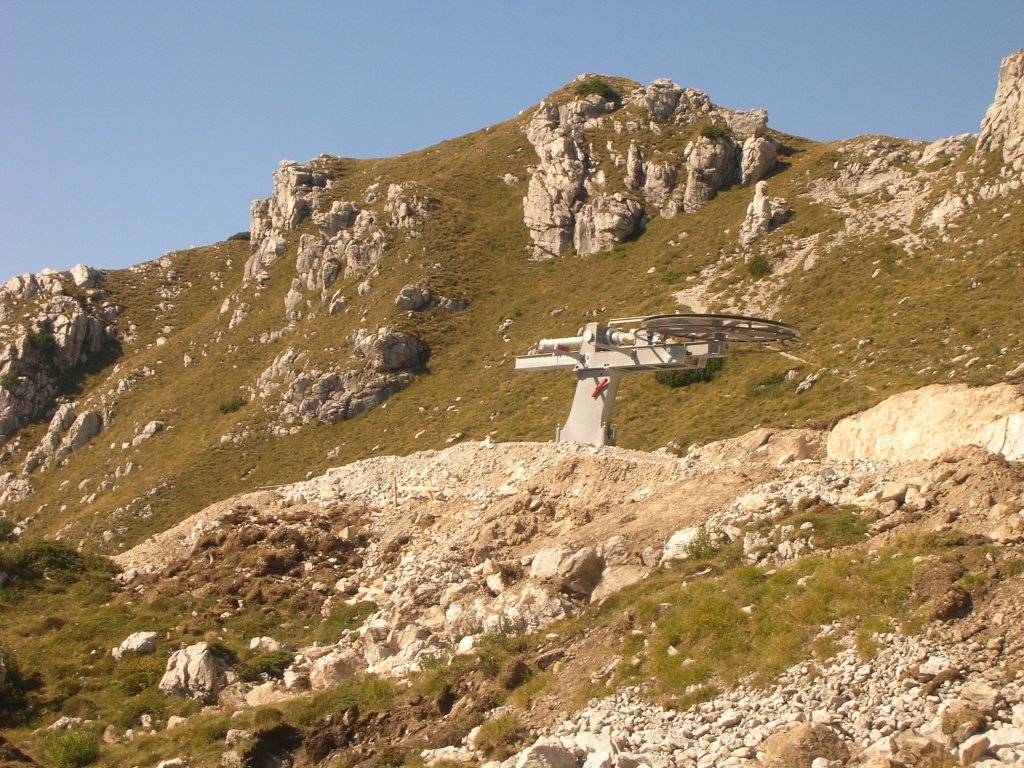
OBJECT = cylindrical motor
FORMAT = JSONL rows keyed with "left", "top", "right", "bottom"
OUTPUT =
{"left": 537, "top": 336, "right": 585, "bottom": 352}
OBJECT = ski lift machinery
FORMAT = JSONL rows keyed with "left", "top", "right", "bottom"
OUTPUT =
{"left": 514, "top": 313, "right": 804, "bottom": 447}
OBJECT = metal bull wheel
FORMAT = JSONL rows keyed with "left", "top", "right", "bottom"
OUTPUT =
{"left": 633, "top": 313, "right": 804, "bottom": 351}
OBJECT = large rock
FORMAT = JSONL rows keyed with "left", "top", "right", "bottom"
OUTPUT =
{"left": 243, "top": 230, "right": 286, "bottom": 283}
{"left": 112, "top": 631, "right": 159, "bottom": 660}
{"left": 827, "top": 383, "right": 1024, "bottom": 462}
{"left": 573, "top": 194, "right": 644, "bottom": 256}
{"left": 528, "top": 547, "right": 604, "bottom": 596}
{"left": 334, "top": 210, "right": 388, "bottom": 280}
{"left": 444, "top": 584, "right": 573, "bottom": 639}
{"left": 57, "top": 411, "right": 102, "bottom": 460}
{"left": 514, "top": 743, "right": 578, "bottom": 768}
{"left": 159, "top": 641, "right": 228, "bottom": 703}
{"left": 23, "top": 403, "right": 76, "bottom": 472}
{"left": 558, "top": 546, "right": 604, "bottom": 595}
{"left": 759, "top": 722, "right": 850, "bottom": 768}
{"left": 740, "top": 134, "right": 778, "bottom": 186}
{"left": 0, "top": 297, "right": 111, "bottom": 445}
{"left": 2, "top": 273, "right": 40, "bottom": 301}
{"left": 627, "top": 79, "right": 714, "bottom": 126}
{"left": 245, "top": 160, "right": 331, "bottom": 282}
{"left": 919, "top": 133, "right": 973, "bottom": 167}
{"left": 976, "top": 49, "right": 1024, "bottom": 170}
{"left": 313, "top": 200, "right": 358, "bottom": 238}
{"left": 309, "top": 648, "right": 361, "bottom": 690}
{"left": 684, "top": 135, "right": 740, "bottom": 211}
{"left": 642, "top": 162, "right": 680, "bottom": 216}
{"left": 259, "top": 328, "right": 428, "bottom": 428}
{"left": 351, "top": 327, "right": 428, "bottom": 373}
{"left": 523, "top": 103, "right": 587, "bottom": 259}
{"left": 723, "top": 107, "right": 768, "bottom": 139}
{"left": 268, "top": 161, "right": 330, "bottom": 231}
{"left": 739, "top": 180, "right": 773, "bottom": 246}
{"left": 660, "top": 527, "right": 702, "bottom": 563}
{"left": 386, "top": 182, "right": 435, "bottom": 230}
{"left": 624, "top": 142, "right": 644, "bottom": 190}
{"left": 69, "top": 264, "right": 99, "bottom": 290}
{"left": 395, "top": 284, "right": 434, "bottom": 311}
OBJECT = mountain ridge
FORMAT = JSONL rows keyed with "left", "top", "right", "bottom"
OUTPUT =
{"left": 0, "top": 50, "right": 1023, "bottom": 767}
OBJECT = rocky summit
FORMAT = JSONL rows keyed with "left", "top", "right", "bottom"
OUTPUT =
{"left": 1, "top": 51, "right": 1024, "bottom": 768}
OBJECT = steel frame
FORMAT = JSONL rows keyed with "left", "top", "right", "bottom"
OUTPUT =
{"left": 514, "top": 313, "right": 803, "bottom": 446}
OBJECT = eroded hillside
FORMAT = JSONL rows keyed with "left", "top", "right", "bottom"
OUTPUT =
{"left": 3, "top": 383, "right": 1024, "bottom": 767}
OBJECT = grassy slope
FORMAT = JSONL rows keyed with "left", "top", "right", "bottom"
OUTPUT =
{"left": 2, "top": 76, "right": 1023, "bottom": 764}
{"left": 8, "top": 91, "right": 1023, "bottom": 550}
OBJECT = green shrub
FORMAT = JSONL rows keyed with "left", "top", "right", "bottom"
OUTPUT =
{"left": 0, "top": 370, "right": 18, "bottom": 390}
{"left": 113, "top": 654, "right": 165, "bottom": 695}
{"left": 0, "top": 645, "right": 35, "bottom": 725}
{"left": 700, "top": 123, "right": 728, "bottom": 140}
{"left": 374, "top": 746, "right": 406, "bottom": 767}
{"left": 474, "top": 713, "right": 529, "bottom": 759}
{"left": 26, "top": 329, "right": 57, "bottom": 355}
{"left": 315, "top": 601, "right": 376, "bottom": 643}
{"left": 206, "top": 640, "right": 238, "bottom": 666}
{"left": 476, "top": 631, "right": 528, "bottom": 678}
{"left": 227, "top": 231, "right": 251, "bottom": 241}
{"left": 574, "top": 78, "right": 618, "bottom": 102}
{"left": 654, "top": 358, "right": 724, "bottom": 388}
{"left": 43, "top": 727, "right": 100, "bottom": 768}
{"left": 750, "top": 370, "right": 788, "bottom": 397}
{"left": 0, "top": 540, "right": 87, "bottom": 584}
{"left": 238, "top": 650, "right": 294, "bottom": 682}
{"left": 747, "top": 254, "right": 772, "bottom": 279}
{"left": 218, "top": 396, "right": 247, "bottom": 414}
{"left": 684, "top": 528, "right": 722, "bottom": 560}
{"left": 789, "top": 505, "right": 869, "bottom": 549}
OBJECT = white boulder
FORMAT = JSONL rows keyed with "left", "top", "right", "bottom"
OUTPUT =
{"left": 112, "top": 631, "right": 159, "bottom": 660}
{"left": 159, "top": 641, "right": 228, "bottom": 703}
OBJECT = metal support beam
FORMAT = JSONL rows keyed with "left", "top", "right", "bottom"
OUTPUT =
{"left": 514, "top": 313, "right": 802, "bottom": 447}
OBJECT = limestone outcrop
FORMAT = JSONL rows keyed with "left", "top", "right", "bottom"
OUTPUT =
{"left": 254, "top": 327, "right": 429, "bottom": 429}
{"left": 573, "top": 194, "right": 644, "bottom": 256}
{"left": 23, "top": 403, "right": 76, "bottom": 472}
{"left": 977, "top": 49, "right": 1024, "bottom": 170}
{"left": 684, "top": 134, "right": 740, "bottom": 211}
{"left": 247, "top": 157, "right": 437, "bottom": 321}
{"left": 739, "top": 180, "right": 774, "bottom": 246}
{"left": 827, "top": 383, "right": 1024, "bottom": 462}
{"left": 738, "top": 180, "right": 789, "bottom": 247}
{"left": 267, "top": 161, "right": 331, "bottom": 233}
{"left": 69, "top": 264, "right": 100, "bottom": 290}
{"left": 522, "top": 102, "right": 590, "bottom": 259}
{"left": 522, "top": 78, "right": 776, "bottom": 258}
{"left": 0, "top": 289, "right": 115, "bottom": 445}
{"left": 244, "top": 161, "right": 330, "bottom": 283}
{"left": 625, "top": 79, "right": 716, "bottom": 126}
{"left": 740, "top": 134, "right": 778, "bottom": 186}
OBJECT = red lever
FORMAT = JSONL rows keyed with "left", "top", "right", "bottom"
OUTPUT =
{"left": 592, "top": 378, "right": 609, "bottom": 398}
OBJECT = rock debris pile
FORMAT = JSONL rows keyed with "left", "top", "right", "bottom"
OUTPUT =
{"left": 111, "top": 382, "right": 1024, "bottom": 767}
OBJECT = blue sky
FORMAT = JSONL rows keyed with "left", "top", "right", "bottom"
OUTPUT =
{"left": 2, "top": 1, "right": 1021, "bottom": 281}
